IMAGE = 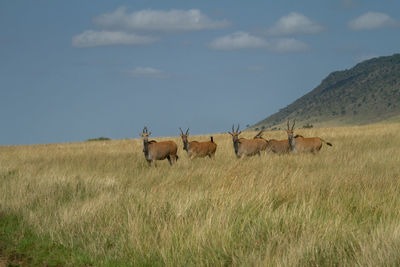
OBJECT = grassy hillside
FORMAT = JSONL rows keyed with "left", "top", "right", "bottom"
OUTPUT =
{"left": 1, "top": 124, "right": 400, "bottom": 265}
{"left": 252, "top": 54, "right": 400, "bottom": 130}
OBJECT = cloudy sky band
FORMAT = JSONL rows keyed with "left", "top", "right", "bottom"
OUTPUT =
{"left": 72, "top": 8, "right": 398, "bottom": 50}
{"left": 71, "top": 7, "right": 399, "bottom": 79}
{"left": 92, "top": 7, "right": 232, "bottom": 32}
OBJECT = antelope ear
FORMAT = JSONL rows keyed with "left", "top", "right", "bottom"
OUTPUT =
{"left": 238, "top": 131, "right": 242, "bottom": 135}
{"left": 148, "top": 132, "right": 152, "bottom": 136}
{"left": 227, "top": 131, "right": 233, "bottom": 136}
{"left": 139, "top": 133, "right": 142, "bottom": 137}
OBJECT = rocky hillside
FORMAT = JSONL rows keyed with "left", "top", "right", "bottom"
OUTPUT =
{"left": 252, "top": 54, "right": 400, "bottom": 130}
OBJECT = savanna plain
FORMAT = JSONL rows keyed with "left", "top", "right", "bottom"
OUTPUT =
{"left": 1, "top": 123, "right": 400, "bottom": 266}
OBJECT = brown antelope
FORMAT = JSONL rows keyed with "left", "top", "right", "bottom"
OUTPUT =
{"left": 228, "top": 124, "right": 267, "bottom": 158}
{"left": 140, "top": 127, "right": 179, "bottom": 166}
{"left": 287, "top": 120, "right": 332, "bottom": 153}
{"left": 179, "top": 128, "right": 217, "bottom": 159}
{"left": 253, "top": 129, "right": 290, "bottom": 154}
{"left": 266, "top": 139, "right": 291, "bottom": 154}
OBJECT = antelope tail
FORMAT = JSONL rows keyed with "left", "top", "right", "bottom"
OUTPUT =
{"left": 210, "top": 136, "right": 214, "bottom": 143}
{"left": 321, "top": 139, "right": 333, "bottom": 146}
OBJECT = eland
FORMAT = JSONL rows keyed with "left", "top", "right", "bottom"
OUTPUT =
{"left": 228, "top": 124, "right": 267, "bottom": 158}
{"left": 179, "top": 128, "right": 217, "bottom": 159}
{"left": 253, "top": 129, "right": 290, "bottom": 154}
{"left": 140, "top": 127, "right": 179, "bottom": 166}
{"left": 287, "top": 120, "right": 332, "bottom": 153}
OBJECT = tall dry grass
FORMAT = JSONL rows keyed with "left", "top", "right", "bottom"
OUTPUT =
{"left": 1, "top": 123, "right": 400, "bottom": 266}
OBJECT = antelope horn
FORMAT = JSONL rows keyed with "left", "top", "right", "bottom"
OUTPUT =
{"left": 287, "top": 120, "right": 290, "bottom": 130}
{"left": 179, "top": 128, "right": 184, "bottom": 135}
{"left": 232, "top": 124, "right": 235, "bottom": 132}
{"left": 186, "top": 128, "right": 189, "bottom": 135}
{"left": 292, "top": 119, "right": 296, "bottom": 130}
{"left": 236, "top": 124, "right": 240, "bottom": 132}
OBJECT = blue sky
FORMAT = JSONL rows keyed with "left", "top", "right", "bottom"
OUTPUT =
{"left": 1, "top": 0, "right": 400, "bottom": 145}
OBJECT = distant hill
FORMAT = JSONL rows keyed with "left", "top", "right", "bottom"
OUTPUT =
{"left": 251, "top": 54, "right": 400, "bottom": 130}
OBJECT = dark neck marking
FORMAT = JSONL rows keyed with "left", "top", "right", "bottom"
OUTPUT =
{"left": 143, "top": 139, "right": 150, "bottom": 155}
{"left": 233, "top": 139, "right": 240, "bottom": 155}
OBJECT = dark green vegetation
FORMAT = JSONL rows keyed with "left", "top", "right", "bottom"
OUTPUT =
{"left": 0, "top": 213, "right": 93, "bottom": 266}
{"left": 252, "top": 53, "right": 400, "bottom": 129}
{"left": 86, "top": 136, "right": 111, "bottom": 141}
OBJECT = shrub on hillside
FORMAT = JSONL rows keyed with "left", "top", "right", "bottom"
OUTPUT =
{"left": 86, "top": 137, "right": 111, "bottom": 142}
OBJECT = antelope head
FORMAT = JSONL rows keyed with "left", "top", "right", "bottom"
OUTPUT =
{"left": 228, "top": 124, "right": 242, "bottom": 144}
{"left": 286, "top": 119, "right": 296, "bottom": 147}
{"left": 179, "top": 128, "right": 190, "bottom": 151}
{"left": 140, "top": 126, "right": 151, "bottom": 141}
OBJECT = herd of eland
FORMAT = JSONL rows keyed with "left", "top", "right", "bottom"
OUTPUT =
{"left": 140, "top": 120, "right": 332, "bottom": 166}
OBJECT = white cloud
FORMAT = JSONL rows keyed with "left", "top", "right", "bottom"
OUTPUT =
{"left": 266, "top": 12, "right": 324, "bottom": 36}
{"left": 127, "top": 67, "right": 170, "bottom": 79}
{"left": 348, "top": 12, "right": 397, "bottom": 30}
{"left": 208, "top": 32, "right": 268, "bottom": 50}
{"left": 72, "top": 30, "right": 158, "bottom": 47}
{"left": 267, "top": 38, "right": 310, "bottom": 52}
{"left": 93, "top": 7, "right": 231, "bottom": 32}
{"left": 208, "top": 31, "right": 309, "bottom": 52}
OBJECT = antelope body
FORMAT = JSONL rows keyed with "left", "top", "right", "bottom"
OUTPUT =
{"left": 228, "top": 125, "right": 267, "bottom": 158}
{"left": 253, "top": 129, "right": 290, "bottom": 154}
{"left": 179, "top": 128, "right": 217, "bottom": 159}
{"left": 266, "top": 139, "right": 291, "bottom": 154}
{"left": 140, "top": 127, "right": 178, "bottom": 166}
{"left": 287, "top": 120, "right": 332, "bottom": 153}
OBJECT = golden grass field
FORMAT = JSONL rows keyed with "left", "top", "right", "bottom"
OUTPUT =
{"left": 1, "top": 123, "right": 400, "bottom": 266}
